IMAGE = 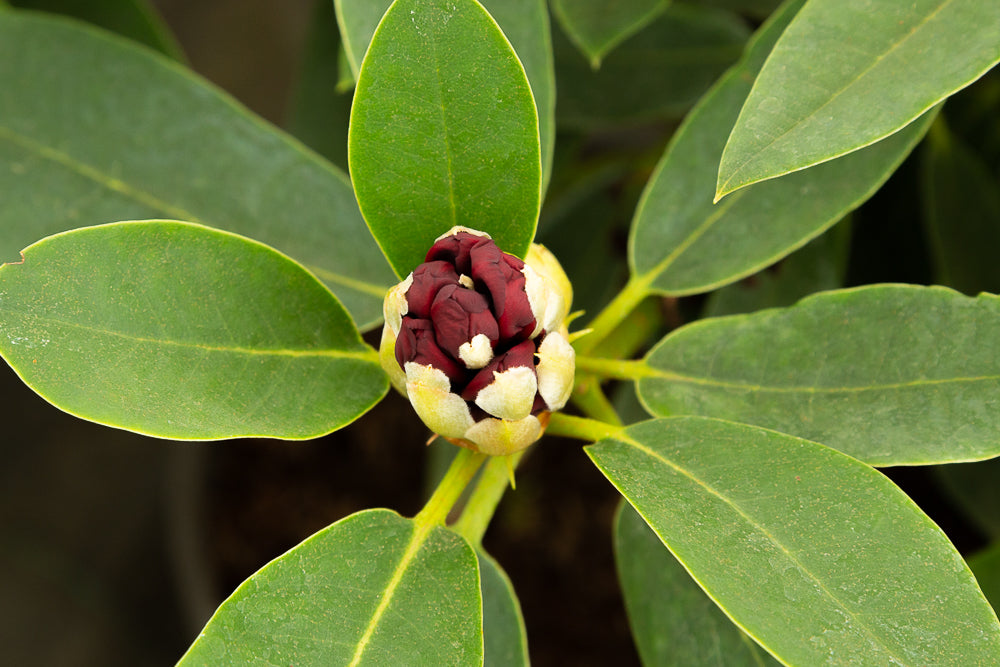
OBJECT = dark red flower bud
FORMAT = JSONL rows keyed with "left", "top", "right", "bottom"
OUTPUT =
{"left": 394, "top": 317, "right": 464, "bottom": 382}
{"left": 429, "top": 283, "right": 499, "bottom": 366}
{"left": 380, "top": 227, "right": 576, "bottom": 456}
{"left": 406, "top": 260, "right": 460, "bottom": 318}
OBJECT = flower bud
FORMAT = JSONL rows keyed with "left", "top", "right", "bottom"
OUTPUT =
{"left": 379, "top": 226, "right": 575, "bottom": 456}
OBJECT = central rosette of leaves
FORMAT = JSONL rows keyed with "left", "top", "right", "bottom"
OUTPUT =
{"left": 380, "top": 227, "right": 575, "bottom": 456}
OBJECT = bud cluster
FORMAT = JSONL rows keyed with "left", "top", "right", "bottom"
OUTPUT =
{"left": 380, "top": 227, "right": 575, "bottom": 456}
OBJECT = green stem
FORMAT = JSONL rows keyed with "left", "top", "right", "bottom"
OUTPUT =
{"left": 545, "top": 413, "right": 624, "bottom": 442}
{"left": 414, "top": 448, "right": 486, "bottom": 527}
{"left": 575, "top": 356, "right": 658, "bottom": 381}
{"left": 452, "top": 450, "right": 526, "bottom": 546}
{"left": 575, "top": 274, "right": 652, "bottom": 355}
{"left": 572, "top": 376, "right": 624, "bottom": 426}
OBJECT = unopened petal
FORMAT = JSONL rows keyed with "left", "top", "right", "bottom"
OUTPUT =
{"left": 458, "top": 333, "right": 494, "bottom": 369}
{"left": 536, "top": 332, "right": 575, "bottom": 411}
{"left": 404, "top": 362, "right": 474, "bottom": 439}
{"left": 464, "top": 415, "right": 541, "bottom": 456}
{"left": 383, "top": 273, "right": 412, "bottom": 335}
{"left": 526, "top": 243, "right": 572, "bottom": 325}
{"left": 378, "top": 323, "right": 408, "bottom": 396}
{"left": 474, "top": 366, "right": 537, "bottom": 420}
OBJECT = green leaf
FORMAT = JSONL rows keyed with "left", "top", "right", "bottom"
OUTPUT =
{"left": 349, "top": 0, "right": 541, "bottom": 276}
{"left": 337, "top": 0, "right": 555, "bottom": 193}
{"left": 286, "top": 0, "right": 352, "bottom": 172}
{"left": 554, "top": 3, "right": 749, "bottom": 130}
{"left": 0, "top": 11, "right": 393, "bottom": 329}
{"left": 701, "top": 220, "right": 850, "bottom": 318}
{"left": 716, "top": 0, "right": 1000, "bottom": 198}
{"left": 334, "top": 0, "right": 390, "bottom": 79}
{"left": 588, "top": 417, "right": 1000, "bottom": 665}
{"left": 629, "top": 0, "right": 935, "bottom": 296}
{"left": 615, "top": 501, "right": 779, "bottom": 665}
{"left": 639, "top": 284, "right": 1000, "bottom": 466}
{"left": 0, "top": 221, "right": 387, "bottom": 440}
{"left": 921, "top": 118, "right": 1000, "bottom": 295}
{"left": 178, "top": 509, "right": 483, "bottom": 665}
{"left": 550, "top": 0, "right": 669, "bottom": 68}
{"left": 479, "top": 550, "right": 529, "bottom": 666}
{"left": 10, "top": 0, "right": 183, "bottom": 58}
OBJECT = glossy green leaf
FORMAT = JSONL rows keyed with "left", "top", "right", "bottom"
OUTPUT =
{"left": 479, "top": 550, "right": 529, "bottom": 666}
{"left": 179, "top": 509, "right": 483, "bottom": 665}
{"left": 588, "top": 417, "right": 1000, "bottom": 665}
{"left": 969, "top": 543, "right": 1000, "bottom": 613}
{"left": 10, "top": 0, "right": 183, "bottom": 58}
{"left": 629, "top": 0, "right": 935, "bottom": 296}
{"left": 701, "top": 220, "right": 849, "bottom": 318}
{"left": 334, "top": 0, "right": 390, "bottom": 79}
{"left": 615, "top": 501, "right": 779, "bottom": 666}
{"left": 639, "top": 284, "right": 1000, "bottom": 466}
{"left": 0, "top": 221, "right": 387, "bottom": 440}
{"left": 338, "top": 0, "right": 555, "bottom": 193}
{"left": 554, "top": 3, "right": 748, "bottom": 130}
{"left": 0, "top": 11, "right": 393, "bottom": 329}
{"left": 349, "top": 0, "right": 541, "bottom": 276}
{"left": 550, "top": 0, "right": 669, "bottom": 68}
{"left": 286, "top": 0, "right": 352, "bottom": 172}
{"left": 921, "top": 118, "right": 1000, "bottom": 295}
{"left": 716, "top": 0, "right": 1000, "bottom": 198}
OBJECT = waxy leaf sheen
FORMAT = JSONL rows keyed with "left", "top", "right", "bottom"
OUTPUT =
{"left": 0, "top": 11, "right": 393, "bottom": 328}
{"left": 349, "top": 0, "right": 541, "bottom": 276}
{"left": 336, "top": 0, "right": 554, "bottom": 192}
{"left": 716, "top": 0, "right": 1000, "bottom": 197}
{"left": 588, "top": 417, "right": 1000, "bottom": 665}
{"left": 629, "top": 0, "right": 934, "bottom": 296}
{"left": 615, "top": 502, "right": 779, "bottom": 665}
{"left": 0, "top": 221, "right": 387, "bottom": 440}
{"left": 178, "top": 509, "right": 482, "bottom": 666}
{"left": 639, "top": 284, "right": 1000, "bottom": 466}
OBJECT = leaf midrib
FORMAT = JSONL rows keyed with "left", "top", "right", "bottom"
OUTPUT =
{"left": 647, "top": 366, "right": 999, "bottom": 394}
{"left": 616, "top": 432, "right": 908, "bottom": 662}
{"left": 718, "top": 0, "right": 953, "bottom": 194}
{"left": 2, "top": 309, "right": 377, "bottom": 361}
{"left": 0, "top": 125, "right": 388, "bottom": 299}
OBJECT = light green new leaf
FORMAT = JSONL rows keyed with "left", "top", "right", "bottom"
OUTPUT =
{"left": 479, "top": 550, "right": 529, "bottom": 666}
{"left": 615, "top": 502, "right": 779, "bottom": 666}
{"left": 10, "top": 0, "right": 183, "bottom": 58}
{"left": 922, "top": 118, "right": 1000, "bottom": 295}
{"left": 629, "top": 0, "right": 935, "bottom": 296}
{"left": 0, "top": 222, "right": 387, "bottom": 440}
{"left": 178, "top": 509, "right": 483, "bottom": 666}
{"left": 588, "top": 417, "right": 1000, "bottom": 665}
{"left": 716, "top": 0, "right": 1000, "bottom": 198}
{"left": 0, "top": 11, "right": 393, "bottom": 329}
{"left": 349, "top": 0, "right": 541, "bottom": 276}
{"left": 338, "top": 0, "right": 555, "bottom": 193}
{"left": 554, "top": 3, "right": 748, "bottom": 130}
{"left": 550, "top": 0, "right": 669, "bottom": 68}
{"left": 639, "top": 284, "right": 1000, "bottom": 466}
